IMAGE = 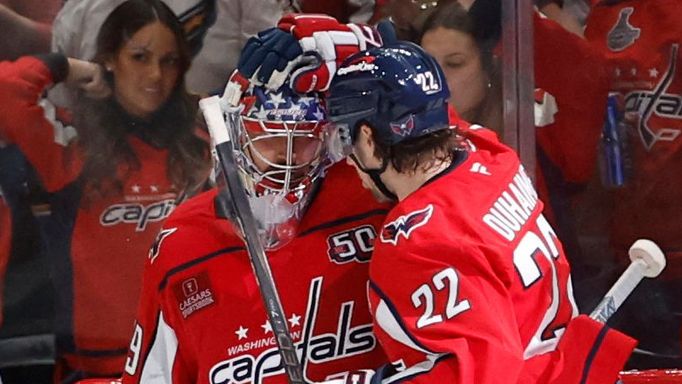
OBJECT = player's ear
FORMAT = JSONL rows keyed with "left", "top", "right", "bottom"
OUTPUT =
{"left": 358, "top": 124, "right": 376, "bottom": 151}
{"left": 356, "top": 123, "right": 385, "bottom": 166}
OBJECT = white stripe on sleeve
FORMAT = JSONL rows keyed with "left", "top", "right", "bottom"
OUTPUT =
{"left": 140, "top": 312, "right": 179, "bottom": 383}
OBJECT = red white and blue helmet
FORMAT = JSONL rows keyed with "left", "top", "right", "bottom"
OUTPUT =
{"left": 223, "top": 81, "right": 328, "bottom": 249}
{"left": 236, "top": 84, "right": 327, "bottom": 195}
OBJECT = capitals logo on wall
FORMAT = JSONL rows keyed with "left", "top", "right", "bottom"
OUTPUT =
{"left": 380, "top": 204, "right": 434, "bottom": 245}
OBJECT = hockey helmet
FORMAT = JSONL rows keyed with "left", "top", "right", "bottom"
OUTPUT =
{"left": 325, "top": 41, "right": 451, "bottom": 161}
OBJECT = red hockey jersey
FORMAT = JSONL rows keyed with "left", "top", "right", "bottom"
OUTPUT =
{"left": 0, "top": 56, "right": 183, "bottom": 379}
{"left": 585, "top": 0, "right": 682, "bottom": 277}
{"left": 121, "top": 162, "right": 390, "bottom": 384}
{"left": 367, "top": 127, "right": 632, "bottom": 383}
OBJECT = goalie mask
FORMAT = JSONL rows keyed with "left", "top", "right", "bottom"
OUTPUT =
{"left": 219, "top": 79, "right": 328, "bottom": 250}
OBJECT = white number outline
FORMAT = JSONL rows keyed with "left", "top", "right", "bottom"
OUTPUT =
{"left": 124, "top": 323, "right": 143, "bottom": 375}
{"left": 513, "top": 214, "right": 575, "bottom": 358}
{"left": 331, "top": 232, "right": 357, "bottom": 259}
{"left": 328, "top": 225, "right": 376, "bottom": 262}
{"left": 414, "top": 71, "right": 441, "bottom": 94}
{"left": 411, "top": 267, "right": 471, "bottom": 329}
{"left": 355, "top": 226, "right": 376, "bottom": 253}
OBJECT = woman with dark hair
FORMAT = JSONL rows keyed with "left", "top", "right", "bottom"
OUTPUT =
{"left": 0, "top": 0, "right": 210, "bottom": 381}
{"left": 419, "top": 1, "right": 502, "bottom": 136}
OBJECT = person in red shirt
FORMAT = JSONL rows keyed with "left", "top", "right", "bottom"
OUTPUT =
{"left": 585, "top": 0, "right": 682, "bottom": 368}
{"left": 322, "top": 40, "right": 634, "bottom": 383}
{"left": 0, "top": 0, "right": 210, "bottom": 381}
{"left": 0, "top": 0, "right": 62, "bottom": 60}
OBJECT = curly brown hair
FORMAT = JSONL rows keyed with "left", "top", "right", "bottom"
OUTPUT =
{"left": 367, "top": 122, "right": 464, "bottom": 174}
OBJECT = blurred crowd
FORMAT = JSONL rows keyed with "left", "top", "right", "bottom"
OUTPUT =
{"left": 0, "top": 0, "right": 680, "bottom": 383}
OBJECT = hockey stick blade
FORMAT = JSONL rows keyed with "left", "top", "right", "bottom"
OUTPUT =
{"left": 590, "top": 239, "right": 666, "bottom": 323}
{"left": 199, "top": 96, "right": 304, "bottom": 384}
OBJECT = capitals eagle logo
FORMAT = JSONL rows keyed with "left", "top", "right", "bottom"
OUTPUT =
{"left": 389, "top": 114, "right": 416, "bottom": 137}
{"left": 380, "top": 204, "right": 434, "bottom": 245}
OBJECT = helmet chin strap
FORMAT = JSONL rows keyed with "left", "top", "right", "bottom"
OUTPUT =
{"left": 349, "top": 153, "right": 398, "bottom": 201}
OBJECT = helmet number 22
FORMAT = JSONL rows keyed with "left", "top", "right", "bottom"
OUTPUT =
{"left": 414, "top": 71, "right": 441, "bottom": 94}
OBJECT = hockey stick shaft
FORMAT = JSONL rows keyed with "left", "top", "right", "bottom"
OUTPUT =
{"left": 589, "top": 258, "right": 646, "bottom": 323}
{"left": 589, "top": 239, "right": 666, "bottom": 323}
{"left": 200, "top": 96, "right": 304, "bottom": 383}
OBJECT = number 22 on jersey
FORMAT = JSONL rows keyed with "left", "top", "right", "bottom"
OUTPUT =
{"left": 410, "top": 214, "right": 575, "bottom": 357}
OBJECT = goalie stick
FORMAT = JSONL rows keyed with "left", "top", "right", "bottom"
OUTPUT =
{"left": 199, "top": 96, "right": 305, "bottom": 384}
{"left": 590, "top": 239, "right": 666, "bottom": 323}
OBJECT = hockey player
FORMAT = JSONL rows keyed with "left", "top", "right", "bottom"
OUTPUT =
{"left": 120, "top": 80, "right": 391, "bottom": 383}
{"left": 320, "top": 41, "right": 636, "bottom": 383}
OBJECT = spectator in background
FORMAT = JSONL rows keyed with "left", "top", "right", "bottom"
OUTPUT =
{"left": 0, "top": 1, "right": 64, "bottom": 380}
{"left": 300, "top": 0, "right": 378, "bottom": 24}
{"left": 585, "top": 0, "right": 682, "bottom": 369}
{"left": 186, "top": 0, "right": 290, "bottom": 93}
{"left": 0, "top": 16, "right": 62, "bottom": 380}
{"left": 533, "top": 0, "right": 585, "bottom": 37}
{"left": 419, "top": 1, "right": 610, "bottom": 308}
{"left": 0, "top": 143, "right": 54, "bottom": 384}
{"left": 0, "top": 0, "right": 210, "bottom": 381}
{"left": 51, "top": 0, "right": 290, "bottom": 96}
{"left": 51, "top": 0, "right": 391, "bottom": 97}
{"left": 0, "top": 0, "right": 62, "bottom": 60}
{"left": 420, "top": 1, "right": 501, "bottom": 135}
{"left": 563, "top": 0, "right": 590, "bottom": 28}
{"left": 377, "top": 0, "right": 584, "bottom": 44}
{"left": 375, "top": 0, "right": 455, "bottom": 42}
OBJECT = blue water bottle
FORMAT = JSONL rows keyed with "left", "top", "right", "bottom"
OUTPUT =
{"left": 599, "top": 93, "right": 631, "bottom": 188}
